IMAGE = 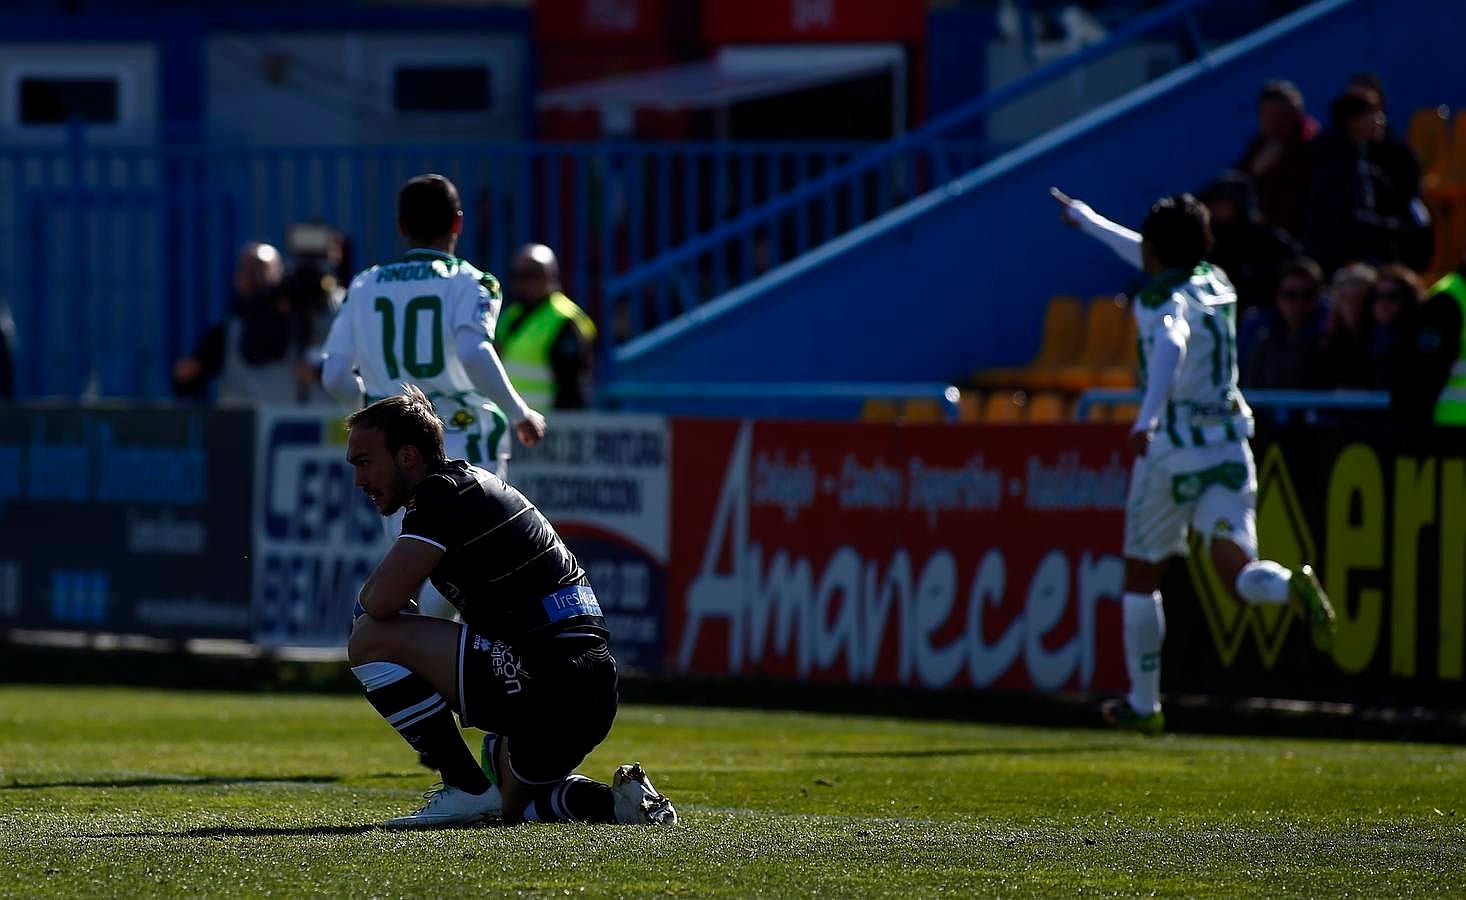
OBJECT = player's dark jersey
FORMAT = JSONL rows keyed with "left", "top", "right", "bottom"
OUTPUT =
{"left": 399, "top": 459, "right": 607, "bottom": 644}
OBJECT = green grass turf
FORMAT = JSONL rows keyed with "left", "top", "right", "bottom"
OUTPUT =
{"left": 0, "top": 686, "right": 1463, "bottom": 898}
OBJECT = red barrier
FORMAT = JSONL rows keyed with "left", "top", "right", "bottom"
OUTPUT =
{"left": 668, "top": 420, "right": 1132, "bottom": 693}
{"left": 701, "top": 0, "right": 927, "bottom": 44}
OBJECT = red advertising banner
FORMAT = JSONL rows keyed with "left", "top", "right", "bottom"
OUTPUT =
{"left": 701, "top": 0, "right": 927, "bottom": 44}
{"left": 535, "top": 0, "right": 696, "bottom": 47}
{"left": 668, "top": 420, "right": 1132, "bottom": 693}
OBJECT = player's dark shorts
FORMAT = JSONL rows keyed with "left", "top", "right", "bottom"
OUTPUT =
{"left": 456, "top": 623, "right": 618, "bottom": 785}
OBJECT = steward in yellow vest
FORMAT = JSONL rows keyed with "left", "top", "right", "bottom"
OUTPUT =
{"left": 500, "top": 244, "right": 597, "bottom": 410}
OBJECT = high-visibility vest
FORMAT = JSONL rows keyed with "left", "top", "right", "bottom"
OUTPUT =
{"left": 498, "top": 292, "right": 597, "bottom": 409}
{"left": 1432, "top": 272, "right": 1466, "bottom": 425}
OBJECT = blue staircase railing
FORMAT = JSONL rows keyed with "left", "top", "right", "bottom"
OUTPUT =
{"left": 602, "top": 0, "right": 1226, "bottom": 350}
{"left": 0, "top": 134, "right": 893, "bottom": 399}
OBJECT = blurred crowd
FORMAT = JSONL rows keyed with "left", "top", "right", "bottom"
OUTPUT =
{"left": 1210, "top": 74, "right": 1460, "bottom": 424}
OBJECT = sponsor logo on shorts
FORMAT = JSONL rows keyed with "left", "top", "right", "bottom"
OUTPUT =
{"left": 491, "top": 642, "right": 529, "bottom": 695}
{"left": 471, "top": 635, "right": 530, "bottom": 695}
{"left": 449, "top": 409, "right": 476, "bottom": 431}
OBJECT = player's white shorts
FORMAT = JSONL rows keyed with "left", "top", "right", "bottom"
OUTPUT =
{"left": 1123, "top": 439, "right": 1257, "bottom": 563}
{"left": 438, "top": 397, "right": 512, "bottom": 470}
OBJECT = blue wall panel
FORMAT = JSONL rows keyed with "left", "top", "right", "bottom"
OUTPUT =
{"left": 616, "top": 0, "right": 1466, "bottom": 386}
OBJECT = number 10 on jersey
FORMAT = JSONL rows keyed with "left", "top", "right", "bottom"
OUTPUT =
{"left": 374, "top": 295, "right": 445, "bottom": 378}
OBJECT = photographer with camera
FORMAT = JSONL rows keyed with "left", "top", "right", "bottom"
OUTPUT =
{"left": 173, "top": 228, "right": 345, "bottom": 405}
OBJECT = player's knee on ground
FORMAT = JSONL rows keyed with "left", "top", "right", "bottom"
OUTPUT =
{"left": 494, "top": 737, "right": 537, "bottom": 822}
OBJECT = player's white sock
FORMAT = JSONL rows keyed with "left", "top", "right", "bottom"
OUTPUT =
{"left": 1235, "top": 560, "right": 1291, "bottom": 605}
{"left": 1123, "top": 591, "right": 1165, "bottom": 715}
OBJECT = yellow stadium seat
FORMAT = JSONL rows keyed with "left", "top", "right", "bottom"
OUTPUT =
{"left": 957, "top": 392, "right": 984, "bottom": 423}
{"left": 861, "top": 398, "right": 900, "bottom": 422}
{"left": 983, "top": 390, "right": 1028, "bottom": 422}
{"left": 1443, "top": 112, "right": 1466, "bottom": 196}
{"left": 902, "top": 398, "right": 946, "bottom": 423}
{"left": 1411, "top": 106, "right": 1451, "bottom": 183}
{"left": 973, "top": 295, "right": 1084, "bottom": 389}
{"left": 1108, "top": 401, "right": 1140, "bottom": 423}
{"left": 1052, "top": 295, "right": 1135, "bottom": 391}
{"left": 1426, "top": 200, "right": 1464, "bottom": 281}
{"left": 1027, "top": 391, "right": 1069, "bottom": 422}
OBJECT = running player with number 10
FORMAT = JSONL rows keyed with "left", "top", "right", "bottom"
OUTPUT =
{"left": 323, "top": 173, "right": 543, "bottom": 480}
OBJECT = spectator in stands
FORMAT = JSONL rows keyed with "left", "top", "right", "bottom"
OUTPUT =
{"left": 1242, "top": 258, "right": 1330, "bottom": 389}
{"left": 1199, "top": 170, "right": 1301, "bottom": 317}
{"left": 173, "top": 241, "right": 329, "bottom": 405}
{"left": 1367, "top": 264, "right": 1422, "bottom": 392}
{"left": 1304, "top": 90, "right": 1431, "bottom": 274}
{"left": 1347, "top": 71, "right": 1388, "bottom": 115}
{"left": 498, "top": 244, "right": 597, "bottom": 410}
{"left": 1319, "top": 263, "right": 1376, "bottom": 389}
{"left": 1234, "top": 80, "right": 1318, "bottom": 235}
{"left": 1395, "top": 250, "right": 1466, "bottom": 425}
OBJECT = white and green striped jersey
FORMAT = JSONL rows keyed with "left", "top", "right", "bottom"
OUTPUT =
{"left": 323, "top": 247, "right": 503, "bottom": 409}
{"left": 1135, "top": 263, "right": 1253, "bottom": 448}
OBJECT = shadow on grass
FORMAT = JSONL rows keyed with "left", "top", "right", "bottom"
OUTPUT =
{"left": 807, "top": 744, "right": 1124, "bottom": 760}
{"left": 101, "top": 824, "right": 380, "bottom": 839}
{"left": 2, "top": 775, "right": 343, "bottom": 790}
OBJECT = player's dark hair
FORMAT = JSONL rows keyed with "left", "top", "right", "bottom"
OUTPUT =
{"left": 346, "top": 385, "right": 446, "bottom": 470}
{"left": 398, "top": 174, "right": 461, "bottom": 245}
{"left": 1140, "top": 193, "right": 1213, "bottom": 271}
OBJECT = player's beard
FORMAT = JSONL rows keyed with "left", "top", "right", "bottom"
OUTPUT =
{"left": 380, "top": 466, "right": 415, "bottom": 516}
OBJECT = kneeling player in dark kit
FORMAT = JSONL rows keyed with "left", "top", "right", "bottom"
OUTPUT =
{"left": 344, "top": 385, "right": 676, "bottom": 828}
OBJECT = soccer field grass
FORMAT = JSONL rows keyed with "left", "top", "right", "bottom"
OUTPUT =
{"left": 0, "top": 686, "right": 1462, "bottom": 897}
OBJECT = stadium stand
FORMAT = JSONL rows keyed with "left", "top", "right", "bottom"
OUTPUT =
{"left": 972, "top": 295, "right": 1084, "bottom": 391}
{"left": 982, "top": 390, "right": 1029, "bottom": 422}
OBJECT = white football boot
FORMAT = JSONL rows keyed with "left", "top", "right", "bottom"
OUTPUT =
{"left": 384, "top": 782, "right": 503, "bottom": 829}
{"left": 610, "top": 763, "right": 678, "bottom": 826}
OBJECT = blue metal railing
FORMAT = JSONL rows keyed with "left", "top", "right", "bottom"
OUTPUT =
{"left": 0, "top": 134, "right": 900, "bottom": 399}
{"left": 602, "top": 0, "right": 1223, "bottom": 348}
{"left": 607, "top": 380, "right": 963, "bottom": 420}
{"left": 1076, "top": 388, "right": 1392, "bottom": 422}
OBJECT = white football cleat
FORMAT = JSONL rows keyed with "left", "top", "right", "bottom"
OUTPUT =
{"left": 384, "top": 782, "right": 502, "bottom": 829}
{"left": 611, "top": 763, "right": 678, "bottom": 826}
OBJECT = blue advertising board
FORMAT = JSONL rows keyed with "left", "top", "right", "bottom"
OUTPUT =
{"left": 0, "top": 406, "right": 254, "bottom": 638}
{"left": 251, "top": 406, "right": 388, "bottom": 647}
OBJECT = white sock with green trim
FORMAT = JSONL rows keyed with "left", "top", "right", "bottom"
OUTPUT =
{"left": 1235, "top": 560, "right": 1291, "bottom": 605}
{"left": 1122, "top": 591, "right": 1165, "bottom": 715}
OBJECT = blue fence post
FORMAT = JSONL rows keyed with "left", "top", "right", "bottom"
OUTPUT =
{"left": 763, "top": 150, "right": 781, "bottom": 271}
{"left": 652, "top": 144, "right": 671, "bottom": 321}
{"left": 67, "top": 119, "right": 91, "bottom": 400}
{"left": 175, "top": 143, "right": 200, "bottom": 399}
{"left": 572, "top": 147, "right": 591, "bottom": 319}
